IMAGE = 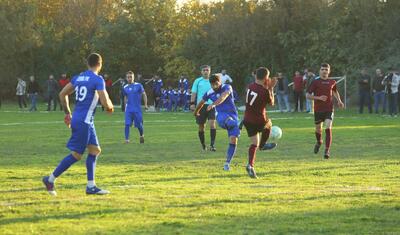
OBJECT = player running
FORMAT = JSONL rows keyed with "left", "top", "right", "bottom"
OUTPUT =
{"left": 243, "top": 67, "right": 277, "bottom": 178}
{"left": 306, "top": 63, "right": 344, "bottom": 159}
{"left": 123, "top": 71, "right": 148, "bottom": 144}
{"left": 194, "top": 74, "right": 239, "bottom": 170}
{"left": 42, "top": 53, "right": 114, "bottom": 196}
{"left": 190, "top": 65, "right": 217, "bottom": 152}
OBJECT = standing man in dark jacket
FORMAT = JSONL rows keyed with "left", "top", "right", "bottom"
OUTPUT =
{"left": 293, "top": 71, "right": 305, "bottom": 112}
{"left": 358, "top": 68, "right": 372, "bottom": 114}
{"left": 46, "top": 74, "right": 59, "bottom": 111}
{"left": 372, "top": 69, "right": 386, "bottom": 114}
{"left": 27, "top": 75, "right": 40, "bottom": 112}
{"left": 275, "top": 72, "right": 291, "bottom": 112}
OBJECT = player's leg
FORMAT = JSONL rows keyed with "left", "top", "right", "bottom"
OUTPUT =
{"left": 196, "top": 106, "right": 207, "bottom": 151}
{"left": 323, "top": 115, "right": 334, "bottom": 159}
{"left": 244, "top": 121, "right": 259, "bottom": 178}
{"left": 220, "top": 115, "right": 239, "bottom": 170}
{"left": 124, "top": 112, "right": 133, "bottom": 143}
{"left": 259, "top": 120, "right": 276, "bottom": 151}
{"left": 208, "top": 106, "right": 217, "bottom": 151}
{"left": 133, "top": 112, "right": 144, "bottom": 144}
{"left": 314, "top": 113, "right": 323, "bottom": 154}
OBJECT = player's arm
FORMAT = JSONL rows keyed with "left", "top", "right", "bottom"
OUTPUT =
{"left": 208, "top": 90, "right": 230, "bottom": 111}
{"left": 98, "top": 90, "right": 114, "bottom": 113}
{"left": 59, "top": 83, "right": 75, "bottom": 127}
{"left": 306, "top": 92, "right": 327, "bottom": 101}
{"left": 194, "top": 99, "right": 206, "bottom": 116}
{"left": 333, "top": 89, "right": 344, "bottom": 108}
{"left": 142, "top": 91, "right": 148, "bottom": 109}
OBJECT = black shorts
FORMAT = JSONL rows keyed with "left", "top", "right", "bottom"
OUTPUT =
{"left": 243, "top": 121, "right": 268, "bottom": 137}
{"left": 196, "top": 104, "right": 216, "bottom": 125}
{"left": 314, "top": 111, "right": 334, "bottom": 124}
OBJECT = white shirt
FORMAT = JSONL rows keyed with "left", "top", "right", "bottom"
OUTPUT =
{"left": 390, "top": 74, "right": 400, "bottom": 94}
{"left": 219, "top": 73, "right": 233, "bottom": 84}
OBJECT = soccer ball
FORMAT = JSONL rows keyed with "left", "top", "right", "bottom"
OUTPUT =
{"left": 270, "top": 126, "right": 282, "bottom": 140}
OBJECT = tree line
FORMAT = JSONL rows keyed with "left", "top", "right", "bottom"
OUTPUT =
{"left": 1, "top": 0, "right": 399, "bottom": 100}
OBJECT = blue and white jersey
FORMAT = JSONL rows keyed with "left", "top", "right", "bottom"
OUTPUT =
{"left": 179, "top": 78, "right": 189, "bottom": 91}
{"left": 153, "top": 79, "right": 163, "bottom": 95}
{"left": 202, "top": 84, "right": 237, "bottom": 115}
{"left": 123, "top": 82, "right": 144, "bottom": 113}
{"left": 70, "top": 70, "right": 105, "bottom": 124}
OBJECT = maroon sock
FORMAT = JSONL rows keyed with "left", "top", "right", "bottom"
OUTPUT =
{"left": 325, "top": 128, "right": 332, "bottom": 152}
{"left": 259, "top": 128, "right": 271, "bottom": 148}
{"left": 315, "top": 132, "right": 322, "bottom": 145}
{"left": 248, "top": 144, "right": 258, "bottom": 167}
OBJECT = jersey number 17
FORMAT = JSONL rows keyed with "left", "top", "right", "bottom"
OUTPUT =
{"left": 246, "top": 89, "right": 258, "bottom": 106}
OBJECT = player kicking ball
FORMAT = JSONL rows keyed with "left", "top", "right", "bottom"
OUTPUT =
{"left": 306, "top": 63, "right": 344, "bottom": 159}
{"left": 243, "top": 67, "right": 277, "bottom": 178}
{"left": 123, "top": 71, "right": 148, "bottom": 144}
{"left": 42, "top": 53, "right": 114, "bottom": 196}
{"left": 194, "top": 74, "right": 239, "bottom": 171}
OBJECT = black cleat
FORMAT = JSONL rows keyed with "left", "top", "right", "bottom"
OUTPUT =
{"left": 209, "top": 145, "right": 216, "bottom": 152}
{"left": 260, "top": 143, "right": 277, "bottom": 151}
{"left": 324, "top": 150, "right": 330, "bottom": 159}
{"left": 238, "top": 120, "right": 244, "bottom": 130}
{"left": 139, "top": 136, "right": 144, "bottom": 144}
{"left": 246, "top": 164, "right": 258, "bottom": 179}
{"left": 314, "top": 143, "right": 321, "bottom": 154}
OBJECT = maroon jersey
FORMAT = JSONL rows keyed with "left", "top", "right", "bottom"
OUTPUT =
{"left": 244, "top": 82, "right": 272, "bottom": 125}
{"left": 307, "top": 78, "right": 337, "bottom": 112}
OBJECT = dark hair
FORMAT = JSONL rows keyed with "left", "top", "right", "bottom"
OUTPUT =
{"left": 209, "top": 74, "right": 221, "bottom": 84}
{"left": 321, "top": 63, "right": 330, "bottom": 69}
{"left": 87, "top": 53, "right": 102, "bottom": 67}
{"left": 200, "top": 65, "right": 211, "bottom": 70}
{"left": 256, "top": 67, "right": 270, "bottom": 80}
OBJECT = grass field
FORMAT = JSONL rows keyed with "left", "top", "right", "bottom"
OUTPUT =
{"left": 0, "top": 103, "right": 399, "bottom": 234}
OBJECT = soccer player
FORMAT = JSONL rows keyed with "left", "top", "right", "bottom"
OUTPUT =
{"left": 190, "top": 65, "right": 217, "bottom": 152}
{"left": 194, "top": 74, "right": 239, "bottom": 170}
{"left": 123, "top": 71, "right": 148, "bottom": 144}
{"left": 42, "top": 53, "right": 114, "bottom": 196}
{"left": 306, "top": 63, "right": 344, "bottom": 159}
{"left": 243, "top": 67, "right": 277, "bottom": 178}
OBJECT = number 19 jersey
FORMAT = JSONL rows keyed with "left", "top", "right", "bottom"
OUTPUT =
{"left": 244, "top": 82, "right": 272, "bottom": 125}
{"left": 70, "top": 70, "right": 105, "bottom": 124}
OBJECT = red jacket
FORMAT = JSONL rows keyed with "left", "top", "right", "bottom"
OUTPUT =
{"left": 59, "top": 78, "right": 70, "bottom": 88}
{"left": 293, "top": 75, "right": 305, "bottom": 92}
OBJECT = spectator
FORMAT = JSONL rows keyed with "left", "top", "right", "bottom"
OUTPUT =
{"left": 16, "top": 77, "right": 27, "bottom": 110}
{"left": 58, "top": 73, "right": 70, "bottom": 111}
{"left": 304, "top": 69, "right": 316, "bottom": 113}
{"left": 372, "top": 69, "right": 386, "bottom": 114}
{"left": 275, "top": 72, "right": 291, "bottom": 112}
{"left": 104, "top": 74, "right": 113, "bottom": 101}
{"left": 358, "top": 68, "right": 372, "bottom": 114}
{"left": 152, "top": 75, "right": 163, "bottom": 111}
{"left": 220, "top": 69, "right": 233, "bottom": 84}
{"left": 27, "top": 75, "right": 40, "bottom": 112}
{"left": 382, "top": 68, "right": 400, "bottom": 117}
{"left": 118, "top": 77, "right": 128, "bottom": 112}
{"left": 293, "top": 71, "right": 305, "bottom": 112}
{"left": 46, "top": 74, "right": 59, "bottom": 111}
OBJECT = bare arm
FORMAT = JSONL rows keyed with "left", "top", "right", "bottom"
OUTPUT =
{"left": 333, "top": 90, "right": 344, "bottom": 108}
{"left": 98, "top": 90, "right": 113, "bottom": 111}
{"left": 209, "top": 91, "right": 230, "bottom": 108}
{"left": 194, "top": 100, "right": 206, "bottom": 116}
{"left": 306, "top": 92, "right": 326, "bottom": 101}
{"left": 142, "top": 92, "right": 148, "bottom": 109}
{"left": 59, "top": 83, "right": 75, "bottom": 115}
{"left": 190, "top": 92, "right": 197, "bottom": 110}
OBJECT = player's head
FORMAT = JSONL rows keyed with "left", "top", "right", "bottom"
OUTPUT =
{"left": 61, "top": 73, "right": 66, "bottom": 78}
{"left": 221, "top": 69, "right": 226, "bottom": 75}
{"left": 126, "top": 71, "right": 134, "bottom": 84}
{"left": 49, "top": 74, "right": 54, "bottom": 80}
{"left": 319, "top": 63, "right": 330, "bottom": 78}
{"left": 255, "top": 67, "right": 270, "bottom": 81}
{"left": 200, "top": 65, "right": 211, "bottom": 78}
{"left": 209, "top": 74, "right": 222, "bottom": 91}
{"left": 295, "top": 71, "right": 300, "bottom": 76}
{"left": 87, "top": 53, "right": 102, "bottom": 73}
{"left": 104, "top": 74, "right": 109, "bottom": 79}
{"left": 29, "top": 75, "right": 34, "bottom": 82}
{"left": 376, "top": 68, "right": 382, "bottom": 75}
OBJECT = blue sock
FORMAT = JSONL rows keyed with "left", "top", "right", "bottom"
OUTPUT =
{"left": 86, "top": 154, "right": 97, "bottom": 181}
{"left": 52, "top": 154, "right": 78, "bottom": 177}
{"left": 125, "top": 125, "right": 130, "bottom": 140}
{"left": 138, "top": 125, "right": 144, "bottom": 136}
{"left": 226, "top": 143, "right": 237, "bottom": 164}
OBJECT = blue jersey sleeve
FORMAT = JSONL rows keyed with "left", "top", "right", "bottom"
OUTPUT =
{"left": 202, "top": 91, "right": 210, "bottom": 102}
{"left": 222, "top": 84, "right": 233, "bottom": 94}
{"left": 70, "top": 76, "right": 77, "bottom": 87}
{"left": 96, "top": 77, "right": 105, "bottom": 91}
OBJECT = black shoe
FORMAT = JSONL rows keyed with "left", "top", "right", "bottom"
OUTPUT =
{"left": 314, "top": 143, "right": 321, "bottom": 154}
{"left": 201, "top": 145, "right": 207, "bottom": 152}
{"left": 209, "top": 145, "right": 216, "bottom": 152}
{"left": 324, "top": 150, "right": 330, "bottom": 159}
{"left": 238, "top": 120, "right": 244, "bottom": 130}
{"left": 246, "top": 164, "right": 258, "bottom": 179}
{"left": 140, "top": 136, "right": 144, "bottom": 144}
{"left": 259, "top": 143, "right": 277, "bottom": 151}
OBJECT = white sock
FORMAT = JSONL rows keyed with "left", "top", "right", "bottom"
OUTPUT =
{"left": 87, "top": 180, "right": 95, "bottom": 188}
{"left": 48, "top": 173, "right": 56, "bottom": 183}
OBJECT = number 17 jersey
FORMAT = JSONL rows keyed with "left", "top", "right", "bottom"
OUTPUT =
{"left": 244, "top": 82, "right": 272, "bottom": 125}
{"left": 70, "top": 70, "right": 105, "bottom": 124}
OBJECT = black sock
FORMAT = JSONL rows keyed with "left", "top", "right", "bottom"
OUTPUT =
{"left": 198, "top": 131, "right": 205, "bottom": 147}
{"left": 210, "top": 129, "right": 216, "bottom": 147}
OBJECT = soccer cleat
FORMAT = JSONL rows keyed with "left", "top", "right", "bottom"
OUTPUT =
{"left": 201, "top": 145, "right": 207, "bottom": 152}
{"left": 139, "top": 136, "right": 144, "bottom": 144}
{"left": 324, "top": 150, "right": 330, "bottom": 159}
{"left": 86, "top": 186, "right": 110, "bottom": 195}
{"left": 246, "top": 165, "right": 258, "bottom": 179}
{"left": 42, "top": 176, "right": 57, "bottom": 196}
{"left": 260, "top": 143, "right": 277, "bottom": 151}
{"left": 314, "top": 143, "right": 321, "bottom": 154}
{"left": 209, "top": 145, "right": 216, "bottom": 152}
{"left": 223, "top": 163, "right": 230, "bottom": 171}
{"left": 125, "top": 139, "right": 130, "bottom": 144}
{"left": 238, "top": 120, "right": 244, "bottom": 130}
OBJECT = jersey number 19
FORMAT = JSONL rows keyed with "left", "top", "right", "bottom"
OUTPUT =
{"left": 75, "top": 86, "right": 87, "bottom": 102}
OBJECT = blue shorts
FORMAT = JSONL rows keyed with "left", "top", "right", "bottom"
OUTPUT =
{"left": 67, "top": 121, "right": 99, "bottom": 154}
{"left": 125, "top": 111, "right": 143, "bottom": 128}
{"left": 216, "top": 112, "right": 240, "bottom": 137}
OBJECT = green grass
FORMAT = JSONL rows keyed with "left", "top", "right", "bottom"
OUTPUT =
{"left": 0, "top": 103, "right": 399, "bottom": 234}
